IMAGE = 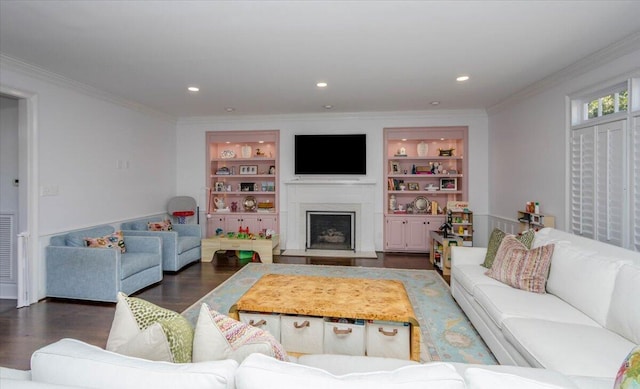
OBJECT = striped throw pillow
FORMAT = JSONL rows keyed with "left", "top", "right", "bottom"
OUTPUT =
{"left": 485, "top": 235, "right": 554, "bottom": 293}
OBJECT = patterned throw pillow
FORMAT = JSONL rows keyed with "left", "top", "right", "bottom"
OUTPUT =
{"left": 192, "top": 303, "right": 287, "bottom": 363}
{"left": 106, "top": 293, "right": 194, "bottom": 363}
{"left": 615, "top": 344, "right": 640, "bottom": 389}
{"left": 84, "top": 230, "right": 126, "bottom": 253}
{"left": 148, "top": 220, "right": 173, "bottom": 231}
{"left": 485, "top": 235, "right": 554, "bottom": 293}
{"left": 482, "top": 228, "right": 535, "bottom": 268}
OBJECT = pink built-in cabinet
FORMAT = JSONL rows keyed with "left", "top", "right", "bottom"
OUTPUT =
{"left": 383, "top": 126, "right": 468, "bottom": 253}
{"left": 205, "top": 130, "right": 279, "bottom": 237}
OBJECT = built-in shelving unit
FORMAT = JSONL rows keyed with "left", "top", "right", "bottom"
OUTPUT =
{"left": 205, "top": 130, "right": 279, "bottom": 237}
{"left": 383, "top": 126, "right": 469, "bottom": 253}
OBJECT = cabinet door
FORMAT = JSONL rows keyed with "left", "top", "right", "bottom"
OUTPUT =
{"left": 385, "top": 217, "right": 406, "bottom": 250}
{"left": 225, "top": 216, "right": 245, "bottom": 233}
{"left": 207, "top": 216, "right": 227, "bottom": 237}
{"left": 405, "top": 218, "right": 428, "bottom": 251}
{"left": 257, "top": 215, "right": 278, "bottom": 232}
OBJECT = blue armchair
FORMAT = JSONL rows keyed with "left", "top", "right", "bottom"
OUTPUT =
{"left": 120, "top": 216, "right": 201, "bottom": 272}
{"left": 46, "top": 225, "right": 163, "bottom": 303}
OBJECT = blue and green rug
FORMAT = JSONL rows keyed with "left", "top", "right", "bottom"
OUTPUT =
{"left": 181, "top": 262, "right": 496, "bottom": 365}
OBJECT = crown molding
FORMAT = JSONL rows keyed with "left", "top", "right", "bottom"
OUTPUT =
{"left": 487, "top": 31, "right": 640, "bottom": 115}
{"left": 0, "top": 53, "right": 177, "bottom": 124}
{"left": 177, "top": 109, "right": 488, "bottom": 127}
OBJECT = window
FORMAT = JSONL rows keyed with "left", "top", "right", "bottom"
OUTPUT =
{"left": 586, "top": 89, "right": 628, "bottom": 119}
{"left": 569, "top": 77, "right": 638, "bottom": 250}
{"left": 571, "top": 81, "right": 629, "bottom": 126}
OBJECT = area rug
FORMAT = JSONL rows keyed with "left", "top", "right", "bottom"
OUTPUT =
{"left": 182, "top": 262, "right": 497, "bottom": 365}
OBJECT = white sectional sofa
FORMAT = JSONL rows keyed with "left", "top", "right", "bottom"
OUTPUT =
{"left": 451, "top": 227, "right": 639, "bottom": 384}
{"left": 0, "top": 338, "right": 611, "bottom": 388}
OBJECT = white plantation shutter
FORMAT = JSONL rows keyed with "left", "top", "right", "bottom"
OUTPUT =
{"left": 570, "top": 128, "right": 596, "bottom": 238}
{"left": 595, "top": 121, "right": 625, "bottom": 246}
{"left": 633, "top": 116, "right": 640, "bottom": 250}
{"left": 570, "top": 119, "right": 627, "bottom": 247}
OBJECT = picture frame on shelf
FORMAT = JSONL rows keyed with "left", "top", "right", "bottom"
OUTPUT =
{"left": 407, "top": 182, "right": 420, "bottom": 191}
{"left": 215, "top": 182, "right": 225, "bottom": 192}
{"left": 440, "top": 177, "right": 457, "bottom": 191}
{"left": 268, "top": 165, "right": 276, "bottom": 175}
{"left": 390, "top": 161, "right": 400, "bottom": 174}
{"left": 239, "top": 165, "right": 258, "bottom": 175}
{"left": 240, "top": 182, "right": 255, "bottom": 192}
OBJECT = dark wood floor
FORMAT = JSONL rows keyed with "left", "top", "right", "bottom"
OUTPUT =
{"left": 0, "top": 252, "right": 439, "bottom": 370}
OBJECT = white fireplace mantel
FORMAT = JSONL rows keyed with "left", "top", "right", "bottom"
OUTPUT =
{"left": 284, "top": 178, "right": 377, "bottom": 186}
{"left": 284, "top": 179, "right": 376, "bottom": 253}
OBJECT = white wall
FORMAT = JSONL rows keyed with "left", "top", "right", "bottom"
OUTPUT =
{"left": 488, "top": 48, "right": 640, "bottom": 230}
{"left": 1, "top": 62, "right": 178, "bottom": 300}
{"left": 176, "top": 111, "right": 490, "bottom": 250}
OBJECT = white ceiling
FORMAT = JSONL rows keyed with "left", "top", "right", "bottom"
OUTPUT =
{"left": 1, "top": 1, "right": 640, "bottom": 118}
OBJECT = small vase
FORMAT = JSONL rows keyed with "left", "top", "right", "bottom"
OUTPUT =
{"left": 241, "top": 145, "right": 252, "bottom": 158}
{"left": 417, "top": 141, "right": 428, "bottom": 157}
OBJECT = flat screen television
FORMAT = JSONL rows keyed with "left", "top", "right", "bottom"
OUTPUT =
{"left": 295, "top": 134, "right": 366, "bottom": 175}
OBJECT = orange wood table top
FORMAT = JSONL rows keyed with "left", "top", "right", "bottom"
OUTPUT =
{"left": 229, "top": 273, "right": 420, "bottom": 361}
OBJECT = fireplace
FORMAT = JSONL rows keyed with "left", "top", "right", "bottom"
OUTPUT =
{"left": 306, "top": 211, "right": 355, "bottom": 251}
{"left": 284, "top": 179, "right": 376, "bottom": 255}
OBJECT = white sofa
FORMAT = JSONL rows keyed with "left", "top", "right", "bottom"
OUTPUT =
{"left": 451, "top": 227, "right": 639, "bottom": 384}
{"left": 0, "top": 338, "right": 611, "bottom": 388}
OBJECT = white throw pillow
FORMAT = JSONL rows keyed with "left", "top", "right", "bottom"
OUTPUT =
{"left": 465, "top": 368, "right": 579, "bottom": 389}
{"left": 30, "top": 338, "right": 236, "bottom": 389}
{"left": 236, "top": 353, "right": 466, "bottom": 389}
{"left": 192, "top": 303, "right": 287, "bottom": 363}
{"left": 546, "top": 248, "right": 620, "bottom": 326}
{"left": 607, "top": 264, "right": 640, "bottom": 344}
{"left": 106, "top": 292, "right": 193, "bottom": 363}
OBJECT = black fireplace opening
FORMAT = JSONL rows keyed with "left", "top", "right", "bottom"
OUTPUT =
{"left": 306, "top": 211, "right": 355, "bottom": 251}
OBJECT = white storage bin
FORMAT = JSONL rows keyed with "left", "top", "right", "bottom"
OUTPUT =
{"left": 323, "top": 319, "right": 366, "bottom": 356}
{"left": 280, "top": 315, "right": 324, "bottom": 354}
{"left": 365, "top": 320, "right": 411, "bottom": 359}
{"left": 239, "top": 312, "right": 281, "bottom": 342}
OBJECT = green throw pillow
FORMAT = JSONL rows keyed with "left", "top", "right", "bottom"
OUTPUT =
{"left": 482, "top": 228, "right": 535, "bottom": 268}
{"left": 106, "top": 292, "right": 194, "bottom": 363}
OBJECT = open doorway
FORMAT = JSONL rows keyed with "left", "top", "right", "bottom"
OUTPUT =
{"left": 0, "top": 95, "right": 20, "bottom": 307}
{"left": 0, "top": 86, "right": 38, "bottom": 308}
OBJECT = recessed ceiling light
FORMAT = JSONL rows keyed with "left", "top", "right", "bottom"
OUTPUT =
{"left": 430, "top": 101, "right": 441, "bottom": 106}
{"left": 456, "top": 76, "right": 470, "bottom": 82}
{"left": 187, "top": 86, "right": 200, "bottom": 92}
{"left": 225, "top": 107, "right": 235, "bottom": 112}
{"left": 323, "top": 105, "right": 333, "bottom": 109}
{"left": 317, "top": 82, "right": 328, "bottom": 88}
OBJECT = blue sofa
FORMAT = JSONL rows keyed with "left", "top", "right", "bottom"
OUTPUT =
{"left": 46, "top": 225, "right": 163, "bottom": 303}
{"left": 120, "top": 216, "right": 202, "bottom": 272}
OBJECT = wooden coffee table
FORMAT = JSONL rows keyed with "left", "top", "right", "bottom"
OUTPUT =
{"left": 201, "top": 234, "right": 280, "bottom": 264}
{"left": 229, "top": 273, "right": 420, "bottom": 361}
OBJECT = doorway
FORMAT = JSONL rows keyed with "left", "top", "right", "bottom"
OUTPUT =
{"left": 0, "top": 86, "right": 38, "bottom": 308}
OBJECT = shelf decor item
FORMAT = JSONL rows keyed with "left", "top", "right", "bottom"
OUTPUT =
{"left": 438, "top": 148, "right": 454, "bottom": 157}
{"left": 240, "top": 182, "right": 255, "bottom": 192}
{"left": 241, "top": 145, "right": 252, "bottom": 158}
{"left": 440, "top": 178, "right": 458, "bottom": 191}
{"left": 220, "top": 150, "right": 236, "bottom": 159}
{"left": 417, "top": 141, "right": 428, "bottom": 157}
{"left": 239, "top": 165, "right": 258, "bottom": 175}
